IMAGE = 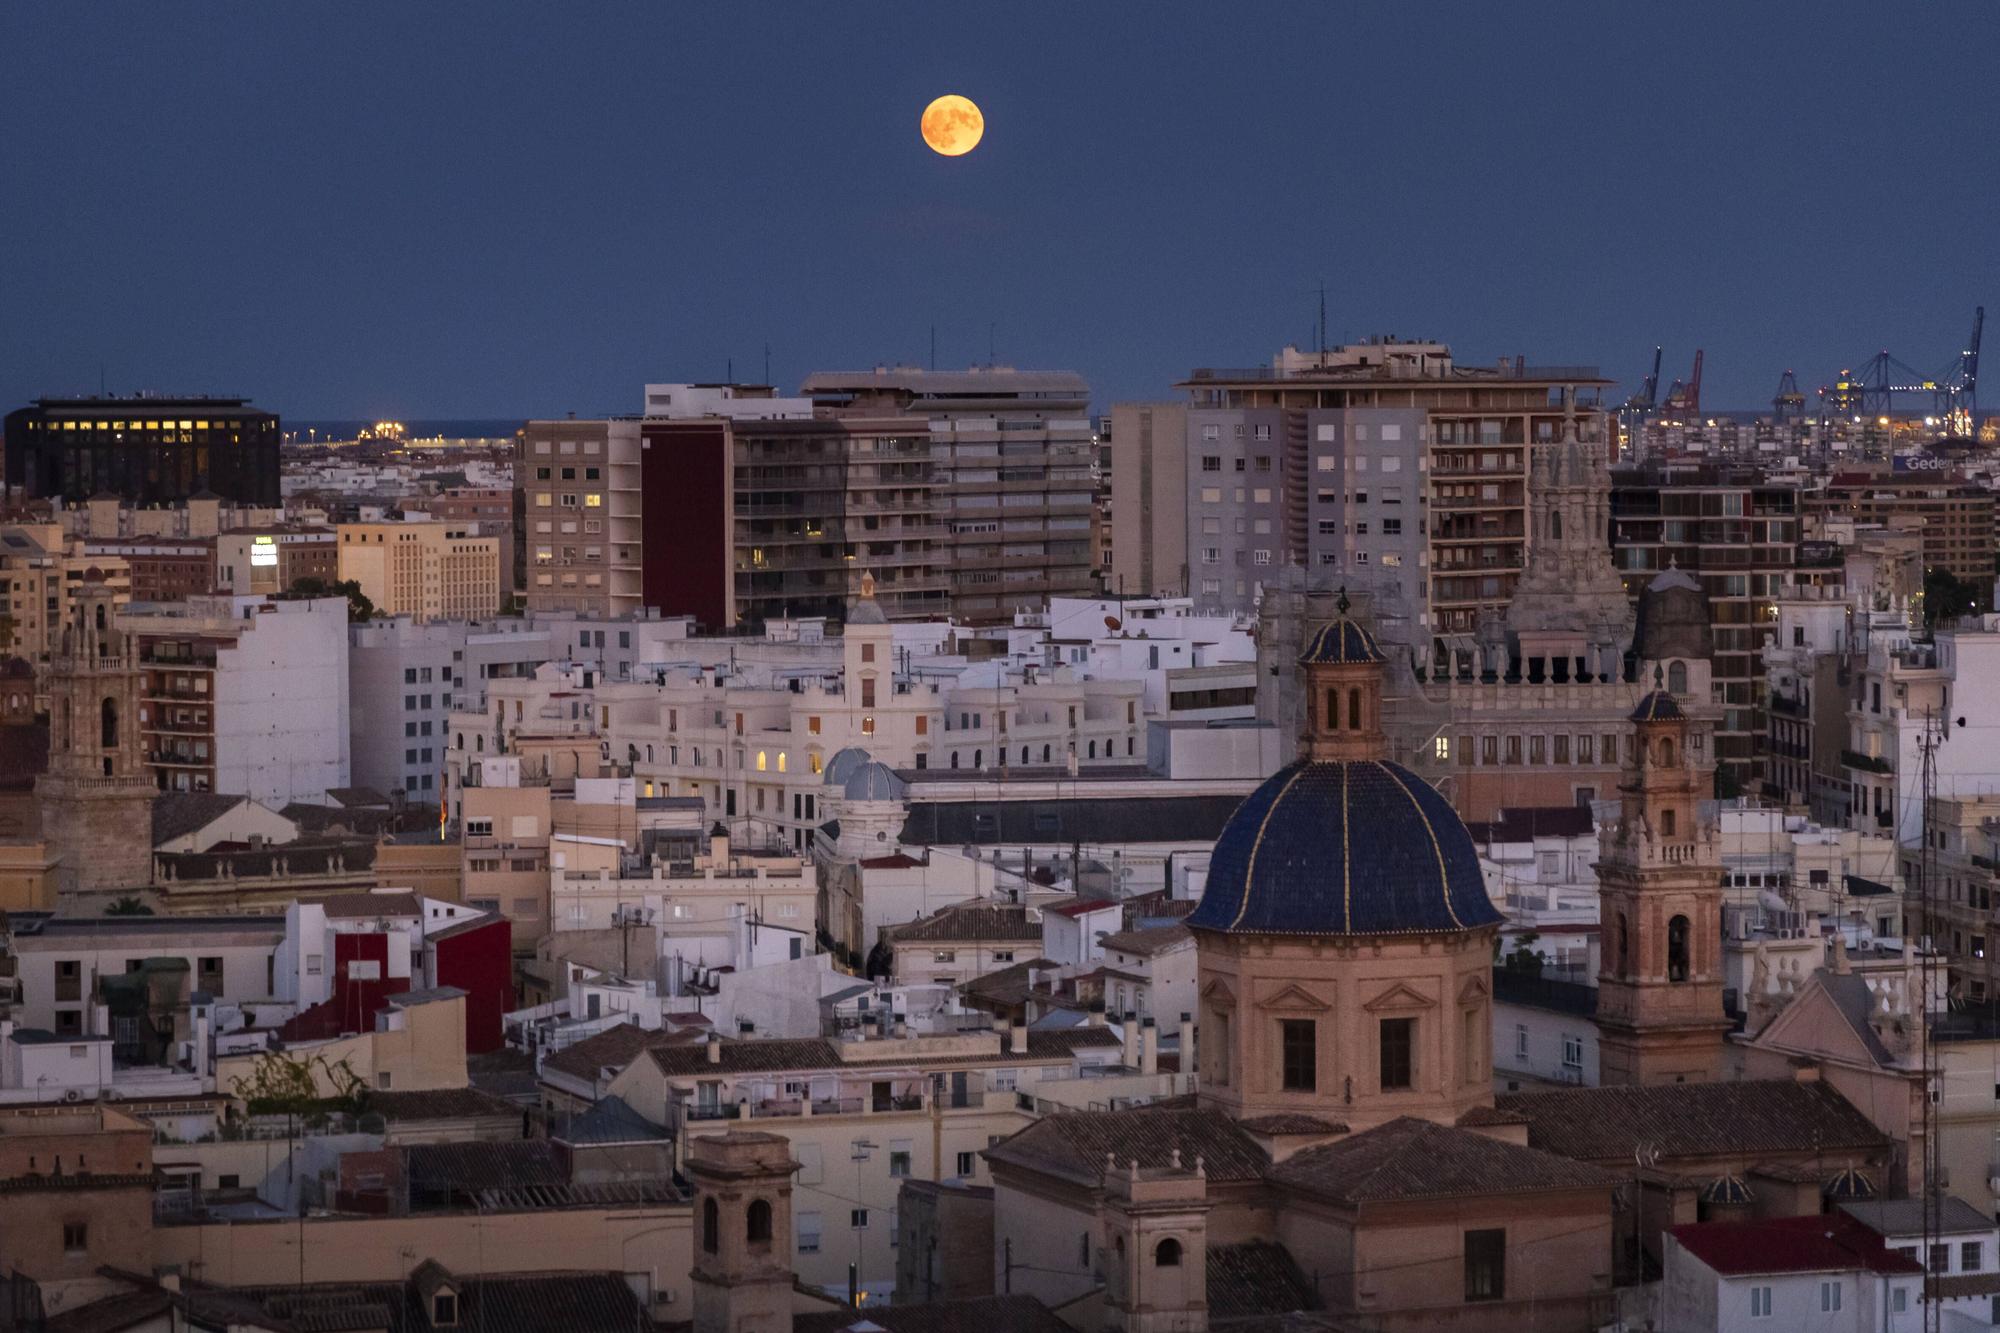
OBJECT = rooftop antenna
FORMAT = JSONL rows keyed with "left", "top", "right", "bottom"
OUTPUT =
{"left": 930, "top": 325, "right": 937, "bottom": 371}
{"left": 988, "top": 322, "right": 996, "bottom": 367}
{"left": 727, "top": 356, "right": 733, "bottom": 383}
{"left": 1318, "top": 282, "right": 1327, "bottom": 358}
{"left": 764, "top": 343, "right": 771, "bottom": 386}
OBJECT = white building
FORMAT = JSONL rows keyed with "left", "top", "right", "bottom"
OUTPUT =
{"left": 122, "top": 594, "right": 352, "bottom": 806}
{"left": 1662, "top": 1214, "right": 1923, "bottom": 1332}
{"left": 1841, "top": 1197, "right": 2000, "bottom": 1329}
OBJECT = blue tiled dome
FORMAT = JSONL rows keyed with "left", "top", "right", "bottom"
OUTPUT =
{"left": 1188, "top": 759, "right": 1502, "bottom": 936}
{"left": 1299, "top": 617, "right": 1385, "bottom": 666}
{"left": 1630, "top": 691, "right": 1685, "bottom": 723}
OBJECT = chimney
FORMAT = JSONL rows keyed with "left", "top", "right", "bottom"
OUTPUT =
{"left": 1140, "top": 1017, "right": 1158, "bottom": 1076}
{"left": 1011, "top": 1020, "right": 1028, "bottom": 1055}
{"left": 706, "top": 1032, "right": 722, "bottom": 1064}
{"left": 1121, "top": 1011, "right": 1139, "bottom": 1061}
{"left": 1179, "top": 1012, "right": 1196, "bottom": 1078}
{"left": 1088, "top": 999, "right": 1106, "bottom": 1027}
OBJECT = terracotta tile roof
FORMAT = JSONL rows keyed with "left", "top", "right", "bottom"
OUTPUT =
{"left": 1495, "top": 1079, "right": 1891, "bottom": 1163}
{"left": 1669, "top": 1213, "right": 1921, "bottom": 1277}
{"left": 957, "top": 958, "right": 1053, "bottom": 1008}
{"left": 647, "top": 1037, "right": 840, "bottom": 1075}
{"left": 45, "top": 1288, "right": 175, "bottom": 1333}
{"left": 889, "top": 904, "right": 1042, "bottom": 944}
{"left": 793, "top": 1293, "right": 1071, "bottom": 1333}
{"left": 215, "top": 1271, "right": 658, "bottom": 1333}
{"left": 1271, "top": 1117, "right": 1612, "bottom": 1204}
{"left": 541, "top": 1022, "right": 692, "bottom": 1083}
{"left": 151, "top": 792, "right": 252, "bottom": 847}
{"left": 320, "top": 890, "right": 421, "bottom": 919}
{"left": 986, "top": 1106, "right": 1268, "bottom": 1185}
{"left": 1098, "top": 923, "right": 1193, "bottom": 957}
{"left": 1046, "top": 897, "right": 1119, "bottom": 918}
{"left": 1455, "top": 1104, "right": 1532, "bottom": 1128}
{"left": 1206, "top": 1242, "right": 1320, "bottom": 1320}
{"left": 1238, "top": 1114, "right": 1347, "bottom": 1136}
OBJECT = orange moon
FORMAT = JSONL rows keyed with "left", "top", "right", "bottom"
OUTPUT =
{"left": 921, "top": 95, "right": 984, "bottom": 157}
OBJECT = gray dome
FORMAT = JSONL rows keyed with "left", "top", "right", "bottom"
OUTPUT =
{"left": 847, "top": 597, "right": 888, "bottom": 626}
{"left": 1637, "top": 565, "right": 1713, "bottom": 662}
{"left": 843, "top": 761, "right": 907, "bottom": 803}
{"left": 822, "top": 747, "right": 872, "bottom": 787}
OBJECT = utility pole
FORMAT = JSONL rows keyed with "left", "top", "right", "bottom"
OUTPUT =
{"left": 1918, "top": 705, "right": 1961, "bottom": 1333}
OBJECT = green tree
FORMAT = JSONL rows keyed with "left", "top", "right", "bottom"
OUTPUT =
{"left": 1923, "top": 567, "right": 1982, "bottom": 629}
{"left": 104, "top": 895, "right": 154, "bottom": 916}
{"left": 285, "top": 576, "right": 375, "bottom": 624}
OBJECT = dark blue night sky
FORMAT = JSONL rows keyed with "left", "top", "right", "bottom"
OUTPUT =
{"left": 3, "top": 2, "right": 1993, "bottom": 419}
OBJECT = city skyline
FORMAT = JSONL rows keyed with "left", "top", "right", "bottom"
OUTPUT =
{"left": 3, "top": 3, "right": 1993, "bottom": 419}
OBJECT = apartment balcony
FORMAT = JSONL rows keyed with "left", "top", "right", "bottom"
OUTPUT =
{"left": 1841, "top": 749, "right": 1894, "bottom": 775}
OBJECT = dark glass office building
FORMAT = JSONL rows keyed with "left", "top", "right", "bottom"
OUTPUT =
{"left": 4, "top": 396, "right": 280, "bottom": 506}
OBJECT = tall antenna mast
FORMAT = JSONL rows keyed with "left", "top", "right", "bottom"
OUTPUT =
{"left": 1318, "top": 282, "right": 1327, "bottom": 358}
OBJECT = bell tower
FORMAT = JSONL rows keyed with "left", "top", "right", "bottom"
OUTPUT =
{"left": 1595, "top": 682, "right": 1730, "bottom": 1085}
{"left": 687, "top": 1131, "right": 799, "bottom": 1333}
{"left": 1297, "top": 591, "right": 1385, "bottom": 764}
{"left": 1102, "top": 1154, "right": 1211, "bottom": 1333}
{"left": 35, "top": 571, "right": 155, "bottom": 896}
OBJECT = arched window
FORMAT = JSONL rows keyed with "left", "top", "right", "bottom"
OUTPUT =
{"left": 747, "top": 1199, "right": 772, "bottom": 1244}
{"left": 1079, "top": 1233, "right": 1090, "bottom": 1268}
{"left": 973, "top": 750, "right": 982, "bottom": 769}
{"left": 1668, "top": 660, "right": 1688, "bottom": 694}
{"left": 1021, "top": 746, "right": 1029, "bottom": 765}
{"left": 1667, "top": 915, "right": 1691, "bottom": 982}
{"left": 1324, "top": 688, "right": 1337, "bottom": 731}
{"left": 702, "top": 1198, "right": 719, "bottom": 1253}
{"left": 1087, "top": 741, "right": 1097, "bottom": 759}
{"left": 94, "top": 604, "right": 107, "bottom": 633}
{"left": 1550, "top": 510, "right": 1563, "bottom": 541}
{"left": 950, "top": 752, "right": 960, "bottom": 769}
{"left": 756, "top": 751, "right": 768, "bottom": 772}
{"left": 100, "top": 697, "right": 118, "bottom": 750}
{"left": 777, "top": 752, "right": 787, "bottom": 774}
{"left": 1347, "top": 688, "right": 1362, "bottom": 730}
{"left": 1658, "top": 738, "right": 1675, "bottom": 767}
{"left": 1155, "top": 1238, "right": 1182, "bottom": 1267}
{"left": 1661, "top": 808, "right": 1677, "bottom": 838}
{"left": 1616, "top": 913, "right": 1630, "bottom": 974}
{"left": 1042, "top": 745, "right": 1052, "bottom": 763}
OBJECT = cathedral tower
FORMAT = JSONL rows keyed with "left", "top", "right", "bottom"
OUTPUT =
{"left": 34, "top": 571, "right": 154, "bottom": 896}
{"left": 1505, "top": 405, "right": 1635, "bottom": 683}
{"left": 1595, "top": 683, "right": 1730, "bottom": 1085}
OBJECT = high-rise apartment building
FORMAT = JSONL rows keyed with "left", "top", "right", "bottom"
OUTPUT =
{"left": 800, "top": 368, "right": 1096, "bottom": 620}
{"left": 1105, "top": 402, "right": 1189, "bottom": 598}
{"left": 1610, "top": 463, "right": 1801, "bottom": 790}
{"left": 1146, "top": 339, "right": 1610, "bottom": 660}
{"left": 518, "top": 386, "right": 947, "bottom": 628}
{"left": 1806, "top": 466, "right": 1995, "bottom": 587}
{"left": 0, "top": 523, "right": 132, "bottom": 684}
{"left": 4, "top": 395, "right": 280, "bottom": 506}
{"left": 336, "top": 520, "right": 501, "bottom": 623}
{"left": 516, "top": 418, "right": 647, "bottom": 619}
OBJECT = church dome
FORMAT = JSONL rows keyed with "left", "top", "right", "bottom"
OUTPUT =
{"left": 843, "top": 761, "right": 906, "bottom": 803}
{"left": 822, "top": 747, "right": 872, "bottom": 787}
{"left": 1630, "top": 690, "right": 1686, "bottom": 723}
{"left": 1637, "top": 566, "right": 1712, "bottom": 662}
{"left": 1299, "top": 617, "right": 1384, "bottom": 666}
{"left": 1188, "top": 758, "right": 1501, "bottom": 936}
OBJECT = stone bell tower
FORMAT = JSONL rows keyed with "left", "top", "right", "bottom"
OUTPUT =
{"left": 687, "top": 1131, "right": 799, "bottom": 1333}
{"left": 1595, "top": 683, "right": 1730, "bottom": 1085}
{"left": 35, "top": 571, "right": 155, "bottom": 896}
{"left": 1102, "top": 1153, "right": 1211, "bottom": 1333}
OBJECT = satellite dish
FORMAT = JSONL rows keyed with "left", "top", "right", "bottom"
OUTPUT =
{"left": 1105, "top": 615, "right": 1122, "bottom": 632}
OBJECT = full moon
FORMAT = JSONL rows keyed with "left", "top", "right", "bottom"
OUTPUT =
{"left": 921, "top": 94, "right": 984, "bottom": 157}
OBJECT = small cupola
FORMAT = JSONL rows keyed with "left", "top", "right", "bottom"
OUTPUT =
{"left": 1298, "top": 589, "right": 1387, "bottom": 763}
